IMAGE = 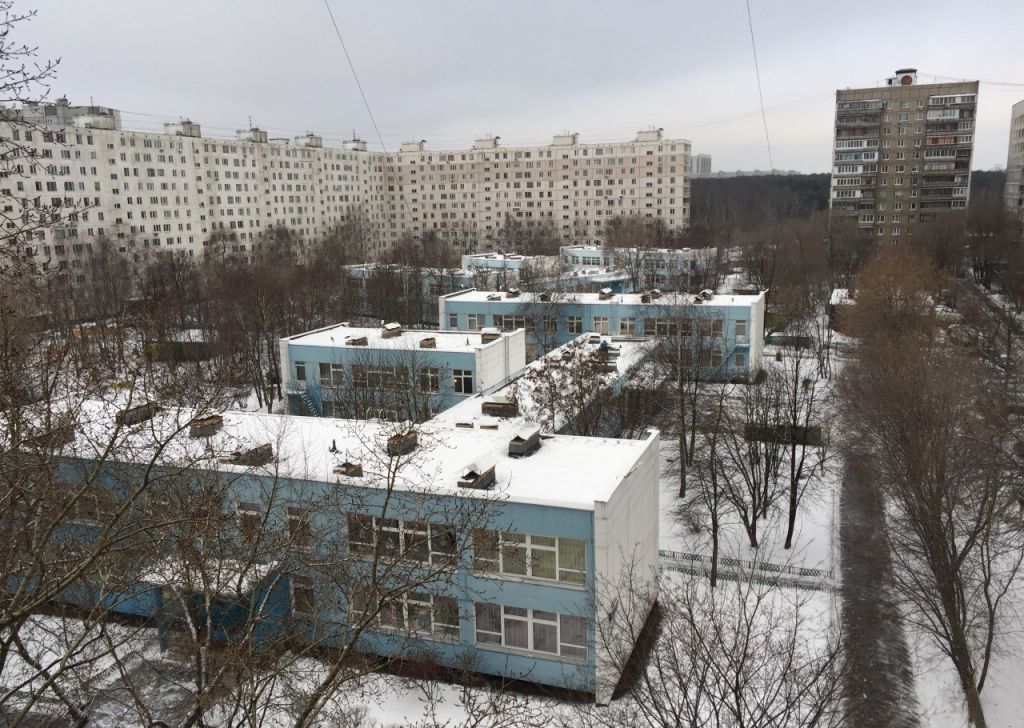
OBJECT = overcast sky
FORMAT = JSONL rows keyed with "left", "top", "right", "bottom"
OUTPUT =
{"left": 23, "top": 0, "right": 1024, "bottom": 172}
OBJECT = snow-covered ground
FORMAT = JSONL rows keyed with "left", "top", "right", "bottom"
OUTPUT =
{"left": 909, "top": 581, "right": 1024, "bottom": 728}
{"left": 658, "top": 439, "right": 838, "bottom": 576}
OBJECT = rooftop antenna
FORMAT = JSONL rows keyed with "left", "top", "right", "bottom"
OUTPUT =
{"left": 248, "top": 115, "right": 253, "bottom": 128}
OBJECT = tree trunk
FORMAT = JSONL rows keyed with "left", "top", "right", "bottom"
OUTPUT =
{"left": 784, "top": 443, "right": 799, "bottom": 550}
{"left": 678, "top": 380, "right": 687, "bottom": 499}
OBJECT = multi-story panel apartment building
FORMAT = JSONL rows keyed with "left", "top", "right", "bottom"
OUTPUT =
{"left": 1006, "top": 99, "right": 1024, "bottom": 221}
{"left": 1, "top": 99, "right": 691, "bottom": 280}
{"left": 689, "top": 153, "right": 712, "bottom": 178}
{"left": 829, "top": 69, "right": 978, "bottom": 245}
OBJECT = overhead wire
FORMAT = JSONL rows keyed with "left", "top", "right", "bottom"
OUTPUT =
{"left": 321, "top": 0, "right": 388, "bottom": 153}
{"left": 744, "top": 0, "right": 774, "bottom": 173}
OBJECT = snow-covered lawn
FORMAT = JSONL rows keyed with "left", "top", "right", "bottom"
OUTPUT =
{"left": 909, "top": 581, "right": 1024, "bottom": 728}
{"left": 658, "top": 438, "right": 839, "bottom": 577}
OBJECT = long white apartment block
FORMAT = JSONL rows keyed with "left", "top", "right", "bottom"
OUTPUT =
{"left": 0, "top": 99, "right": 691, "bottom": 281}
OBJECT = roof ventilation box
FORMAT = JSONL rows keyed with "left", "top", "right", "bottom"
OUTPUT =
{"left": 458, "top": 463, "right": 497, "bottom": 490}
{"left": 508, "top": 427, "right": 541, "bottom": 457}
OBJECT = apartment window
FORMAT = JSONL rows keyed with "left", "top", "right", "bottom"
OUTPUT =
{"left": 467, "top": 313, "right": 483, "bottom": 330}
{"left": 619, "top": 317, "right": 636, "bottom": 335}
{"left": 419, "top": 367, "right": 440, "bottom": 392}
{"left": 295, "top": 362, "right": 306, "bottom": 383}
{"left": 291, "top": 576, "right": 316, "bottom": 616}
{"left": 353, "top": 589, "right": 459, "bottom": 641}
{"left": 453, "top": 369, "right": 473, "bottom": 394}
{"left": 735, "top": 351, "right": 747, "bottom": 369}
{"left": 710, "top": 349, "right": 723, "bottom": 368}
{"left": 735, "top": 320, "right": 747, "bottom": 341}
{"left": 593, "top": 316, "right": 609, "bottom": 335}
{"left": 286, "top": 506, "right": 310, "bottom": 550}
{"left": 448, "top": 314, "right": 458, "bottom": 328}
{"left": 543, "top": 315, "right": 557, "bottom": 333}
{"left": 474, "top": 603, "right": 587, "bottom": 660}
{"left": 711, "top": 319, "right": 724, "bottom": 337}
{"left": 567, "top": 316, "right": 583, "bottom": 334}
{"left": 473, "top": 530, "right": 586, "bottom": 585}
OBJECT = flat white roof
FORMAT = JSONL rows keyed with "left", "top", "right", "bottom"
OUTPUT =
{"left": 443, "top": 289, "right": 765, "bottom": 308}
{"left": 434, "top": 334, "right": 657, "bottom": 433}
{"left": 61, "top": 401, "right": 654, "bottom": 511}
{"left": 284, "top": 325, "right": 515, "bottom": 354}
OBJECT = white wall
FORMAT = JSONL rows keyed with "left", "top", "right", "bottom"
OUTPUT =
{"left": 748, "top": 291, "right": 767, "bottom": 380}
{"left": 474, "top": 329, "right": 527, "bottom": 392}
{"left": 592, "top": 429, "right": 661, "bottom": 705}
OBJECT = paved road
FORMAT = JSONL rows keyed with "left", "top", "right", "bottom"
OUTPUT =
{"left": 839, "top": 437, "right": 921, "bottom": 728}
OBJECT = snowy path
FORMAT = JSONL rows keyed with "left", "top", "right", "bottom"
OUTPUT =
{"left": 838, "top": 437, "right": 920, "bottom": 728}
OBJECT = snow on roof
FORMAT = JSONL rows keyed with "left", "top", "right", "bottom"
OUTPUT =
{"left": 443, "top": 289, "right": 765, "bottom": 308}
{"left": 830, "top": 289, "right": 853, "bottom": 306}
{"left": 284, "top": 325, "right": 514, "bottom": 353}
{"left": 56, "top": 400, "right": 654, "bottom": 511}
{"left": 433, "top": 334, "right": 657, "bottom": 433}
{"left": 138, "top": 558, "right": 277, "bottom": 597}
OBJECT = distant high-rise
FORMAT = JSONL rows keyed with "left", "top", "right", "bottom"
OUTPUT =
{"left": 829, "top": 69, "right": 978, "bottom": 245}
{"left": 1006, "top": 99, "right": 1024, "bottom": 221}
{"left": 690, "top": 153, "right": 712, "bottom": 178}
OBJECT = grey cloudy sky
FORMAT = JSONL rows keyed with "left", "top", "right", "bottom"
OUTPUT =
{"left": 25, "top": 0, "right": 1024, "bottom": 172}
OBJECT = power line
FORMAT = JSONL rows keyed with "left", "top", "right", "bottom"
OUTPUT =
{"left": 744, "top": 0, "right": 774, "bottom": 173}
{"left": 321, "top": 0, "right": 388, "bottom": 153}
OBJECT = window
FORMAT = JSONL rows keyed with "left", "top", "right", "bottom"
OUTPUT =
{"left": 467, "top": 313, "right": 483, "bottom": 330}
{"left": 710, "top": 348, "right": 723, "bottom": 368}
{"left": 474, "top": 603, "right": 587, "bottom": 660}
{"left": 353, "top": 590, "right": 459, "bottom": 641}
{"left": 567, "top": 316, "right": 582, "bottom": 334}
{"left": 593, "top": 316, "right": 609, "bottom": 335}
{"left": 448, "top": 313, "right": 458, "bottom": 328}
{"left": 357, "top": 365, "right": 407, "bottom": 390}
{"left": 292, "top": 575, "right": 315, "bottom": 616}
{"left": 349, "top": 514, "right": 455, "bottom": 565}
{"left": 543, "top": 315, "right": 557, "bottom": 333}
{"left": 287, "top": 506, "right": 310, "bottom": 550}
{"left": 319, "top": 362, "right": 344, "bottom": 387}
{"left": 644, "top": 318, "right": 678, "bottom": 337}
{"left": 501, "top": 315, "right": 526, "bottom": 332}
{"left": 735, "top": 320, "right": 747, "bottom": 341}
{"left": 735, "top": 351, "right": 747, "bottom": 369}
{"left": 236, "top": 502, "right": 262, "bottom": 543}
{"left": 295, "top": 362, "right": 306, "bottom": 382}
{"left": 619, "top": 317, "right": 636, "bottom": 335}
{"left": 453, "top": 369, "right": 473, "bottom": 394}
{"left": 473, "top": 530, "right": 586, "bottom": 585}
{"left": 419, "top": 367, "right": 440, "bottom": 392}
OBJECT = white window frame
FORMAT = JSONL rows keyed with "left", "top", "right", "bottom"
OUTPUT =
{"left": 474, "top": 603, "right": 587, "bottom": 661}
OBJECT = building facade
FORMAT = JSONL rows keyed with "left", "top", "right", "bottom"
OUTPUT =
{"left": 829, "top": 69, "right": 978, "bottom": 245}
{"left": 42, "top": 403, "right": 660, "bottom": 704}
{"left": 689, "top": 153, "right": 712, "bottom": 178}
{"left": 1, "top": 99, "right": 691, "bottom": 280}
{"left": 439, "top": 289, "right": 766, "bottom": 380}
{"left": 279, "top": 323, "right": 526, "bottom": 420}
{"left": 1006, "top": 99, "right": 1024, "bottom": 221}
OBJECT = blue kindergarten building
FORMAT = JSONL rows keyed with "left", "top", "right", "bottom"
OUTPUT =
{"left": 440, "top": 288, "right": 766, "bottom": 380}
{"left": 36, "top": 404, "right": 660, "bottom": 705}
{"left": 279, "top": 322, "right": 526, "bottom": 420}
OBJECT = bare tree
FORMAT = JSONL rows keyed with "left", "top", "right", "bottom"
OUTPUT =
{"left": 841, "top": 246, "right": 1024, "bottom": 728}
{"left": 569, "top": 572, "right": 846, "bottom": 728}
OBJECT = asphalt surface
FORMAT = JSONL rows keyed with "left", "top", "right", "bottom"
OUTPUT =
{"left": 839, "top": 438, "right": 921, "bottom": 727}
